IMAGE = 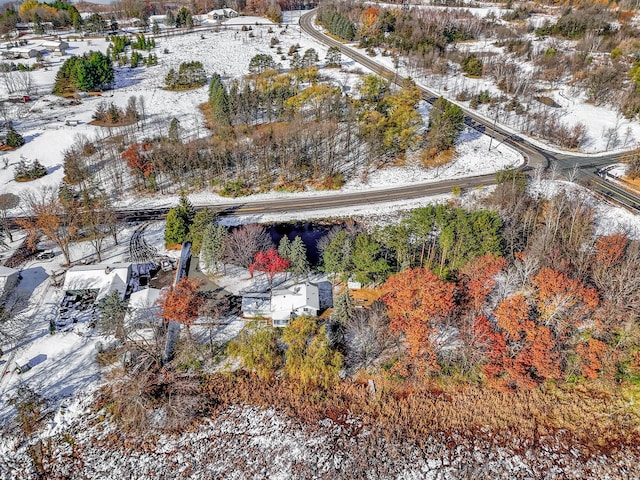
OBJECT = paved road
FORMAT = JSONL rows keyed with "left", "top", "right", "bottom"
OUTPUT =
{"left": 298, "top": 10, "right": 640, "bottom": 213}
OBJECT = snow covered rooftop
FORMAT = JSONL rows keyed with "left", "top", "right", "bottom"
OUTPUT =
{"left": 242, "top": 282, "right": 320, "bottom": 323}
{"left": 62, "top": 263, "right": 131, "bottom": 301}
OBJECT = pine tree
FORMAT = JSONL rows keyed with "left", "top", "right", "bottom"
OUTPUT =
{"left": 325, "top": 46, "right": 341, "bottom": 68}
{"left": 201, "top": 223, "right": 228, "bottom": 272}
{"left": 5, "top": 124, "right": 24, "bottom": 148}
{"left": 208, "top": 73, "right": 231, "bottom": 126}
{"left": 288, "top": 236, "right": 310, "bottom": 280}
{"left": 332, "top": 290, "right": 354, "bottom": 324}
{"left": 168, "top": 117, "right": 181, "bottom": 143}
{"left": 178, "top": 194, "right": 195, "bottom": 224}
{"left": 164, "top": 208, "right": 189, "bottom": 246}
{"left": 277, "top": 235, "right": 291, "bottom": 259}
{"left": 189, "top": 208, "right": 217, "bottom": 254}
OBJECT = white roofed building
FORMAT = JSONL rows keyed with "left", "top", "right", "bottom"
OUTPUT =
{"left": 62, "top": 263, "right": 132, "bottom": 302}
{"left": 242, "top": 282, "right": 320, "bottom": 327}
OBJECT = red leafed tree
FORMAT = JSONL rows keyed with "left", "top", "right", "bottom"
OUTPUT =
{"left": 249, "top": 248, "right": 290, "bottom": 293}
{"left": 460, "top": 253, "right": 507, "bottom": 313}
{"left": 487, "top": 295, "right": 560, "bottom": 389}
{"left": 531, "top": 267, "right": 598, "bottom": 336}
{"left": 595, "top": 232, "right": 627, "bottom": 267}
{"left": 382, "top": 267, "right": 455, "bottom": 371}
{"left": 576, "top": 338, "right": 608, "bottom": 379}
{"left": 121, "top": 142, "right": 153, "bottom": 186}
{"left": 473, "top": 314, "right": 507, "bottom": 382}
{"left": 159, "top": 278, "right": 204, "bottom": 338}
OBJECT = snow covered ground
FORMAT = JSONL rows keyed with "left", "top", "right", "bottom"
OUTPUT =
{"left": 0, "top": 6, "right": 639, "bottom": 458}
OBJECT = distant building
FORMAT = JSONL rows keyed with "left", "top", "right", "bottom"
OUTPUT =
{"left": 242, "top": 282, "right": 320, "bottom": 327}
{"left": 206, "top": 8, "right": 238, "bottom": 21}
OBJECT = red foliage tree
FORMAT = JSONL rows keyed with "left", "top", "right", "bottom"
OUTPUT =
{"left": 159, "top": 278, "right": 204, "bottom": 338}
{"left": 460, "top": 253, "right": 507, "bottom": 313}
{"left": 576, "top": 338, "right": 608, "bottom": 379}
{"left": 382, "top": 267, "right": 455, "bottom": 372}
{"left": 121, "top": 142, "right": 153, "bottom": 182}
{"left": 531, "top": 267, "right": 598, "bottom": 336}
{"left": 484, "top": 295, "right": 560, "bottom": 390}
{"left": 595, "top": 232, "right": 627, "bottom": 267}
{"left": 248, "top": 248, "right": 290, "bottom": 292}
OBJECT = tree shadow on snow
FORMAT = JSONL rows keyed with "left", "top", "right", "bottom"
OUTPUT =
{"left": 114, "top": 68, "right": 144, "bottom": 89}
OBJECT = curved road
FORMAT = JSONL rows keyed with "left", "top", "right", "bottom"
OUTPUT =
{"left": 299, "top": 10, "right": 640, "bottom": 213}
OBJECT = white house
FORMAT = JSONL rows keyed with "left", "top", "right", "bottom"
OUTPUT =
{"left": 148, "top": 14, "right": 167, "bottom": 25}
{"left": 0, "top": 266, "right": 20, "bottom": 301}
{"left": 62, "top": 263, "right": 132, "bottom": 302}
{"left": 206, "top": 8, "right": 238, "bottom": 21}
{"left": 38, "top": 39, "right": 68, "bottom": 56}
{"left": 242, "top": 282, "right": 320, "bottom": 327}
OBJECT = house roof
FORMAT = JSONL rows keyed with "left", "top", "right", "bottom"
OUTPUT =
{"left": 63, "top": 263, "right": 131, "bottom": 301}
{"left": 0, "top": 265, "right": 18, "bottom": 296}
{"left": 242, "top": 282, "right": 320, "bottom": 321}
{"left": 0, "top": 266, "right": 18, "bottom": 278}
{"left": 125, "top": 287, "right": 162, "bottom": 327}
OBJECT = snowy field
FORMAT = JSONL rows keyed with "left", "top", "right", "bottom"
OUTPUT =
{"left": 0, "top": 11, "right": 523, "bottom": 216}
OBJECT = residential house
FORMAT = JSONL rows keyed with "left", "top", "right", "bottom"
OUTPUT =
{"left": 206, "top": 8, "right": 238, "bottom": 21}
{"left": 242, "top": 282, "right": 320, "bottom": 327}
{"left": 62, "top": 263, "right": 132, "bottom": 302}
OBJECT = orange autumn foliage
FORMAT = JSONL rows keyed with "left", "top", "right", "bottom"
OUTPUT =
{"left": 576, "top": 338, "right": 608, "bottom": 379}
{"left": 382, "top": 267, "right": 455, "bottom": 366}
{"left": 595, "top": 232, "right": 627, "bottom": 267}
{"left": 481, "top": 295, "right": 560, "bottom": 390}
{"left": 531, "top": 267, "right": 598, "bottom": 330}
{"left": 159, "top": 278, "right": 204, "bottom": 331}
{"left": 460, "top": 254, "right": 507, "bottom": 312}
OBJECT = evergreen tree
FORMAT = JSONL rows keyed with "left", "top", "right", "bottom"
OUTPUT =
{"left": 351, "top": 233, "right": 390, "bottom": 285}
{"left": 301, "top": 48, "right": 319, "bottom": 69}
{"left": 175, "top": 7, "right": 192, "bottom": 28}
{"left": 164, "top": 194, "right": 195, "bottom": 246}
{"left": 164, "top": 208, "right": 189, "bottom": 246}
{"left": 208, "top": 73, "right": 231, "bottom": 126}
{"left": 168, "top": 117, "right": 181, "bottom": 143}
{"left": 332, "top": 290, "right": 354, "bottom": 325}
{"left": 97, "top": 291, "right": 128, "bottom": 341}
{"left": 289, "top": 236, "right": 310, "bottom": 280}
{"left": 165, "top": 9, "right": 176, "bottom": 27}
{"left": 248, "top": 54, "right": 276, "bottom": 74}
{"left": 427, "top": 97, "right": 465, "bottom": 154}
{"left": 5, "top": 124, "right": 24, "bottom": 148}
{"left": 322, "top": 230, "right": 353, "bottom": 281}
{"left": 200, "top": 223, "right": 228, "bottom": 272}
{"left": 290, "top": 52, "right": 302, "bottom": 71}
{"left": 189, "top": 208, "right": 217, "bottom": 254}
{"left": 325, "top": 46, "right": 341, "bottom": 67}
{"left": 277, "top": 234, "right": 291, "bottom": 259}
{"left": 177, "top": 194, "right": 195, "bottom": 224}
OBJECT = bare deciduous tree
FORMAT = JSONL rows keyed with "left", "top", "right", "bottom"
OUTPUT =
{"left": 224, "top": 224, "right": 272, "bottom": 268}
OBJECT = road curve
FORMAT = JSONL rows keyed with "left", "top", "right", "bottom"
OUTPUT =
{"left": 299, "top": 10, "right": 640, "bottom": 212}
